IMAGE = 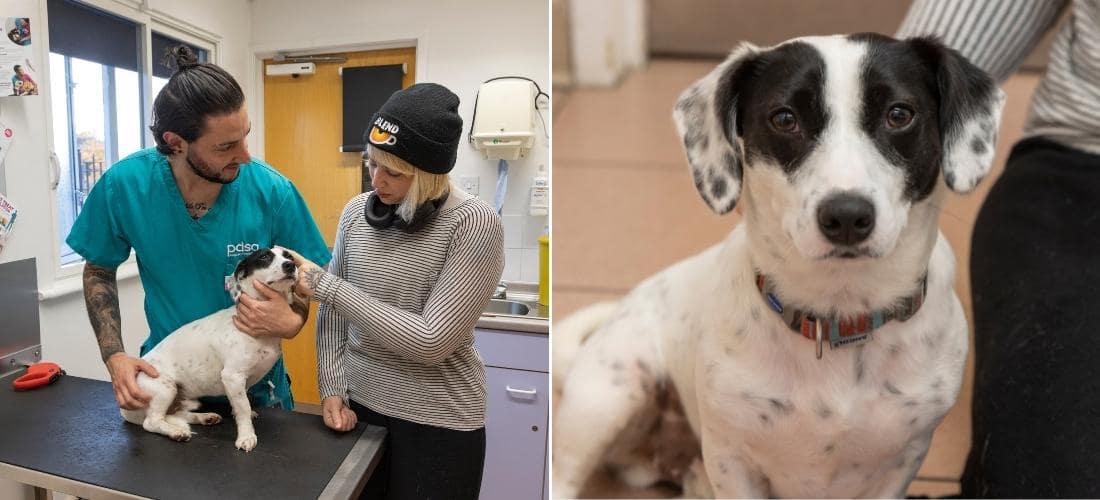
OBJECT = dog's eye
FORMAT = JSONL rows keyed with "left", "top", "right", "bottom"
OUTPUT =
{"left": 886, "top": 105, "right": 915, "bottom": 129}
{"left": 769, "top": 110, "right": 799, "bottom": 133}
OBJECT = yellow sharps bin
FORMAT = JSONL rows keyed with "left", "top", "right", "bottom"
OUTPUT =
{"left": 538, "top": 233, "right": 549, "bottom": 306}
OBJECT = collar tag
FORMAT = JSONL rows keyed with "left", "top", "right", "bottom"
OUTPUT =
{"left": 815, "top": 320, "right": 823, "bottom": 359}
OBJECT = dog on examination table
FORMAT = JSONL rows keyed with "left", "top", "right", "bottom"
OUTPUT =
{"left": 552, "top": 33, "right": 1004, "bottom": 498}
{"left": 120, "top": 246, "right": 299, "bottom": 452}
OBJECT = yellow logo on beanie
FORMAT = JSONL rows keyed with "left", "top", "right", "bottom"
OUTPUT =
{"left": 369, "top": 117, "right": 399, "bottom": 146}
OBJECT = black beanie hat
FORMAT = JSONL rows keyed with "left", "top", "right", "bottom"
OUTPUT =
{"left": 365, "top": 83, "right": 463, "bottom": 174}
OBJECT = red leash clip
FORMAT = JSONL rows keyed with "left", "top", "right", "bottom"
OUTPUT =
{"left": 13, "top": 362, "right": 65, "bottom": 391}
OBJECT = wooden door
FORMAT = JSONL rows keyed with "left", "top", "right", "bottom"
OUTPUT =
{"left": 264, "top": 48, "right": 416, "bottom": 405}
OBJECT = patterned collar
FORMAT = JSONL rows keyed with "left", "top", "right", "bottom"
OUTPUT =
{"left": 754, "top": 272, "right": 928, "bottom": 359}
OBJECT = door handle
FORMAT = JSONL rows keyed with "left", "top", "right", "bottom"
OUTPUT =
{"left": 505, "top": 385, "right": 537, "bottom": 397}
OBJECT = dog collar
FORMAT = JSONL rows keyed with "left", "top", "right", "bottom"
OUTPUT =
{"left": 754, "top": 272, "right": 927, "bottom": 359}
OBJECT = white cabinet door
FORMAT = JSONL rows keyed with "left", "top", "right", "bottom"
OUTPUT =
{"left": 480, "top": 367, "right": 549, "bottom": 500}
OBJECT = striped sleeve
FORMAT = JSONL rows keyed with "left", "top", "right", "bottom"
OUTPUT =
{"left": 313, "top": 205, "right": 505, "bottom": 366}
{"left": 896, "top": 0, "right": 1069, "bottom": 81}
{"left": 315, "top": 200, "right": 356, "bottom": 401}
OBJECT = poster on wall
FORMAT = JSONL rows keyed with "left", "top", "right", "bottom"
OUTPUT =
{"left": 0, "top": 17, "right": 37, "bottom": 97}
{"left": 0, "top": 192, "right": 17, "bottom": 254}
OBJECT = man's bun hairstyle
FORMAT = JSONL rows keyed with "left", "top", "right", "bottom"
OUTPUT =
{"left": 150, "top": 45, "right": 245, "bottom": 155}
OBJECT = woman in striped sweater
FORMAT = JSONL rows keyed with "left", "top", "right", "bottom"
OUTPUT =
{"left": 900, "top": 1, "right": 1100, "bottom": 497}
{"left": 289, "top": 83, "right": 504, "bottom": 500}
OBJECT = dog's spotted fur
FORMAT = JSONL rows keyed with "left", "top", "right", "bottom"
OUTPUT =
{"left": 553, "top": 34, "right": 1003, "bottom": 498}
{"left": 120, "top": 246, "right": 299, "bottom": 452}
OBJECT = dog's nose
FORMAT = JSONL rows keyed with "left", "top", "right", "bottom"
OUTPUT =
{"left": 817, "top": 193, "right": 875, "bottom": 245}
{"left": 282, "top": 261, "right": 296, "bottom": 274}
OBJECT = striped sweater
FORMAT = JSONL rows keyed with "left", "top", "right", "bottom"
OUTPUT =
{"left": 898, "top": 0, "right": 1100, "bottom": 155}
{"left": 314, "top": 186, "right": 504, "bottom": 431}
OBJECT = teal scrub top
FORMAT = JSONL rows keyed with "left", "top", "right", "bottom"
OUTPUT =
{"left": 67, "top": 148, "right": 333, "bottom": 409}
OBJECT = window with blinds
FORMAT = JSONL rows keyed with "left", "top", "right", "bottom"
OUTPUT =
{"left": 47, "top": 0, "right": 210, "bottom": 265}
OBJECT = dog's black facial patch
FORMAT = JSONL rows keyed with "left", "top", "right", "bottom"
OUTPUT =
{"left": 851, "top": 33, "right": 945, "bottom": 201}
{"left": 234, "top": 248, "right": 275, "bottom": 281}
{"left": 729, "top": 41, "right": 829, "bottom": 174}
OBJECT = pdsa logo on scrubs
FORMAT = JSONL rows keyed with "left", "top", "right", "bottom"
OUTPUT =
{"left": 227, "top": 242, "right": 261, "bottom": 257}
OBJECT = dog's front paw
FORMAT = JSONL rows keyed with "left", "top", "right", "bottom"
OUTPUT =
{"left": 236, "top": 433, "right": 258, "bottom": 452}
{"left": 168, "top": 427, "right": 193, "bottom": 442}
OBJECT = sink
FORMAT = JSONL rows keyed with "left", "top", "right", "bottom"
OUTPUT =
{"left": 483, "top": 299, "right": 531, "bottom": 316}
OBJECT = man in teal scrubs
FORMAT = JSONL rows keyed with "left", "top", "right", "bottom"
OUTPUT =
{"left": 68, "top": 46, "right": 330, "bottom": 411}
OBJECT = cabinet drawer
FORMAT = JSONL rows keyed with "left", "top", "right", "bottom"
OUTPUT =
{"left": 474, "top": 329, "right": 548, "bottom": 372}
{"left": 480, "top": 367, "right": 548, "bottom": 500}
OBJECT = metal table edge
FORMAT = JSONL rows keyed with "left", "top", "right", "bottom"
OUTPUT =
{"left": 318, "top": 425, "right": 387, "bottom": 500}
{"left": 0, "top": 461, "right": 150, "bottom": 500}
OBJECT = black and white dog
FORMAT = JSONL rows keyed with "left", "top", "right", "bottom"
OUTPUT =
{"left": 121, "top": 247, "right": 299, "bottom": 452}
{"left": 553, "top": 34, "right": 1003, "bottom": 498}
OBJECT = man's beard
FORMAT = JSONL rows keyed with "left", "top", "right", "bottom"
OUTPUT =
{"left": 186, "top": 150, "right": 240, "bottom": 185}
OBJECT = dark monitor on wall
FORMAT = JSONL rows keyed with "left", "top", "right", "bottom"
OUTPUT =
{"left": 340, "top": 64, "right": 405, "bottom": 154}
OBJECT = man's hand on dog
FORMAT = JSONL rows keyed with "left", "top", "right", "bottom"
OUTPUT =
{"left": 321, "top": 396, "right": 358, "bottom": 432}
{"left": 105, "top": 352, "right": 159, "bottom": 410}
{"left": 234, "top": 281, "right": 305, "bottom": 339}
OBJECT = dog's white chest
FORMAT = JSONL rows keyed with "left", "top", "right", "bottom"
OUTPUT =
{"left": 696, "top": 307, "right": 965, "bottom": 497}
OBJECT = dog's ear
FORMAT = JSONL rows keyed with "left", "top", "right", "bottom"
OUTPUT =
{"left": 228, "top": 279, "right": 243, "bottom": 303}
{"left": 673, "top": 43, "right": 760, "bottom": 214}
{"left": 910, "top": 36, "right": 1006, "bottom": 193}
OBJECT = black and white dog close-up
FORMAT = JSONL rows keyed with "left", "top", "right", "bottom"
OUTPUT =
{"left": 553, "top": 33, "right": 1004, "bottom": 498}
{"left": 120, "top": 246, "right": 299, "bottom": 452}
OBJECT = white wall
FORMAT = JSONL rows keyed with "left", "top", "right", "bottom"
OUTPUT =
{"left": 249, "top": 0, "right": 551, "bottom": 284}
{"left": 0, "top": 0, "right": 251, "bottom": 496}
{"left": 566, "top": 0, "right": 647, "bottom": 86}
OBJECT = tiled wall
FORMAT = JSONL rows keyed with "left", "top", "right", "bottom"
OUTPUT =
{"left": 501, "top": 214, "right": 549, "bottom": 284}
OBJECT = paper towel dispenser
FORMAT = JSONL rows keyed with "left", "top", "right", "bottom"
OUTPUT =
{"left": 469, "top": 77, "right": 544, "bottom": 160}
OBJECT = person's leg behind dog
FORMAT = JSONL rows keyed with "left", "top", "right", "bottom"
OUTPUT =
{"left": 963, "top": 137, "right": 1100, "bottom": 497}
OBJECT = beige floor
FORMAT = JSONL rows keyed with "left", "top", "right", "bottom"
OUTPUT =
{"left": 552, "top": 59, "right": 1042, "bottom": 497}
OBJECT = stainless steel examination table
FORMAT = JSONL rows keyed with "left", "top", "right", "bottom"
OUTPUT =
{"left": 0, "top": 371, "right": 385, "bottom": 499}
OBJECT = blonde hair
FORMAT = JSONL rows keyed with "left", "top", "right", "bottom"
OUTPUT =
{"left": 367, "top": 146, "right": 451, "bottom": 222}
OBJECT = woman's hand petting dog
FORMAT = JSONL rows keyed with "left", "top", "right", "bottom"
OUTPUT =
{"left": 322, "top": 395, "right": 358, "bottom": 432}
{"left": 284, "top": 248, "right": 326, "bottom": 300}
{"left": 233, "top": 281, "right": 305, "bottom": 339}
{"left": 105, "top": 352, "right": 160, "bottom": 410}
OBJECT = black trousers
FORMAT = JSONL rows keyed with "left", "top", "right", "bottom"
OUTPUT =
{"left": 961, "top": 138, "right": 1100, "bottom": 497}
{"left": 350, "top": 400, "right": 486, "bottom": 500}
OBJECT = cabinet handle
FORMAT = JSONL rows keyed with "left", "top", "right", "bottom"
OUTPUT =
{"left": 505, "top": 385, "right": 537, "bottom": 397}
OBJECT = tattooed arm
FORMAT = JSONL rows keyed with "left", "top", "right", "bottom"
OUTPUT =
{"left": 83, "top": 263, "right": 124, "bottom": 361}
{"left": 300, "top": 266, "right": 327, "bottom": 299}
{"left": 83, "top": 262, "right": 159, "bottom": 410}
